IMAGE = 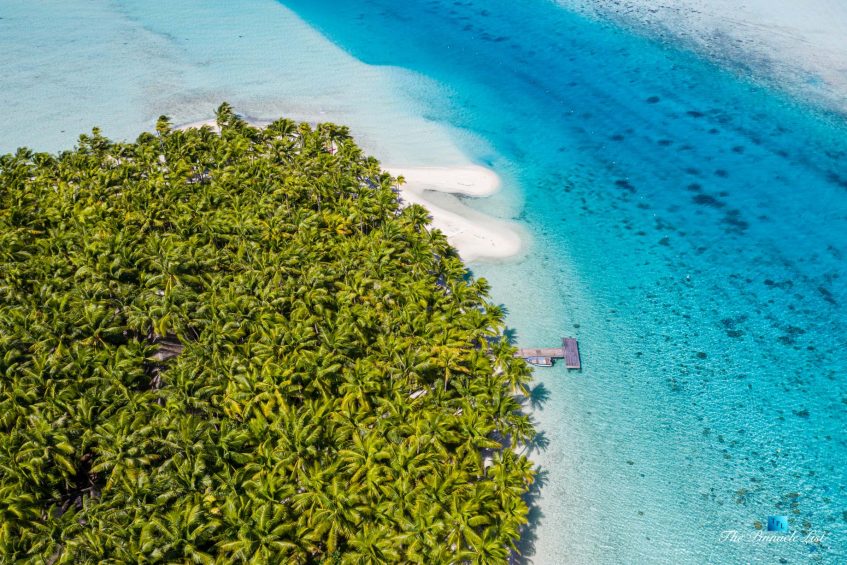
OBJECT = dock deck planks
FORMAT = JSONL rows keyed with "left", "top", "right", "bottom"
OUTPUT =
{"left": 562, "top": 338, "right": 581, "bottom": 369}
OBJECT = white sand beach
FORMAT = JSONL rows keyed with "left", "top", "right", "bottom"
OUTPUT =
{"left": 384, "top": 165, "right": 501, "bottom": 197}
{"left": 391, "top": 166, "right": 523, "bottom": 262}
{"left": 175, "top": 119, "right": 221, "bottom": 132}
{"left": 386, "top": 164, "right": 522, "bottom": 261}
{"left": 399, "top": 188, "right": 523, "bottom": 262}
{"left": 560, "top": 0, "right": 847, "bottom": 112}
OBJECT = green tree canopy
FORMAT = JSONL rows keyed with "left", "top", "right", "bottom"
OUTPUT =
{"left": 0, "top": 104, "right": 535, "bottom": 563}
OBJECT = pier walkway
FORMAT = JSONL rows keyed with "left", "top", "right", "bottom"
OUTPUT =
{"left": 515, "top": 337, "right": 581, "bottom": 369}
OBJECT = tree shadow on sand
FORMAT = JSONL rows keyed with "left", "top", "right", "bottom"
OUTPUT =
{"left": 510, "top": 466, "right": 548, "bottom": 564}
{"left": 527, "top": 382, "right": 549, "bottom": 411}
{"left": 508, "top": 379, "right": 552, "bottom": 563}
{"left": 503, "top": 325, "right": 519, "bottom": 345}
{"left": 523, "top": 429, "right": 550, "bottom": 457}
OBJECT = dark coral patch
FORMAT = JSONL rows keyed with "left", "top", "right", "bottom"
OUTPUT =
{"left": 827, "top": 171, "right": 847, "bottom": 189}
{"left": 763, "top": 279, "right": 794, "bottom": 290}
{"left": 818, "top": 286, "right": 837, "bottom": 305}
{"left": 721, "top": 315, "right": 748, "bottom": 339}
{"left": 692, "top": 194, "right": 725, "bottom": 207}
{"left": 615, "top": 179, "right": 637, "bottom": 193}
{"left": 721, "top": 210, "right": 749, "bottom": 232}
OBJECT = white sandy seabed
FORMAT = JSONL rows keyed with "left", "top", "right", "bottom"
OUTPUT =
{"left": 0, "top": 0, "right": 524, "bottom": 263}
{"left": 559, "top": 0, "right": 847, "bottom": 113}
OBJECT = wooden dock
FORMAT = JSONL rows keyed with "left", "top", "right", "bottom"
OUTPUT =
{"left": 515, "top": 337, "right": 581, "bottom": 369}
{"left": 562, "top": 338, "right": 581, "bottom": 369}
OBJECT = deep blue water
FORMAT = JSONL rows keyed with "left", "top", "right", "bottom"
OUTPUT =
{"left": 281, "top": 0, "right": 847, "bottom": 562}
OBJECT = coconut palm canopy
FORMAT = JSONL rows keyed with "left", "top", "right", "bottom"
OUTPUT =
{"left": 0, "top": 104, "right": 535, "bottom": 563}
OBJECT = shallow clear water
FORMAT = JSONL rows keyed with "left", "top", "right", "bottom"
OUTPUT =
{"left": 2, "top": 0, "right": 845, "bottom": 562}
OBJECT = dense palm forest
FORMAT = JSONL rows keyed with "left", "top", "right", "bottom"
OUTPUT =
{"left": 0, "top": 104, "right": 536, "bottom": 563}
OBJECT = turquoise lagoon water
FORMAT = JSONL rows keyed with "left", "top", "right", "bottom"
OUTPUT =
{"left": 3, "top": 0, "right": 846, "bottom": 563}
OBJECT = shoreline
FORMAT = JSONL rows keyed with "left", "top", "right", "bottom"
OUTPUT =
{"left": 177, "top": 121, "right": 523, "bottom": 262}
{"left": 387, "top": 165, "right": 523, "bottom": 262}
{"left": 558, "top": 0, "right": 847, "bottom": 115}
{"left": 397, "top": 183, "right": 524, "bottom": 263}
